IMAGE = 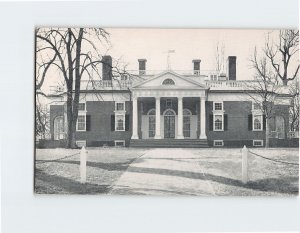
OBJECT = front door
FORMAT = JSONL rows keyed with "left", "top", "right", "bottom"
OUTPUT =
{"left": 164, "top": 116, "right": 175, "bottom": 138}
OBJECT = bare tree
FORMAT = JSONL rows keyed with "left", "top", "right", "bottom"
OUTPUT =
{"left": 289, "top": 78, "right": 299, "bottom": 131}
{"left": 35, "top": 28, "right": 111, "bottom": 148}
{"left": 36, "top": 98, "right": 50, "bottom": 140}
{"left": 214, "top": 41, "right": 225, "bottom": 73}
{"left": 246, "top": 48, "right": 282, "bottom": 147}
{"left": 265, "top": 30, "right": 299, "bottom": 86}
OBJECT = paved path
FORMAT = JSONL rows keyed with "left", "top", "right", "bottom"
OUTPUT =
{"left": 110, "top": 148, "right": 215, "bottom": 196}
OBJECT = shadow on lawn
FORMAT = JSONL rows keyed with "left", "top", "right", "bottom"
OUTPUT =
{"left": 35, "top": 169, "right": 110, "bottom": 194}
{"left": 126, "top": 166, "right": 298, "bottom": 195}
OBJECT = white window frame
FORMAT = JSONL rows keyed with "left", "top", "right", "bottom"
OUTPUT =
{"left": 78, "top": 102, "right": 86, "bottom": 112}
{"left": 213, "top": 114, "right": 224, "bottom": 131}
{"left": 76, "top": 114, "right": 86, "bottom": 131}
{"left": 213, "top": 102, "right": 223, "bottom": 111}
{"left": 115, "top": 101, "right": 125, "bottom": 112}
{"left": 252, "top": 102, "right": 261, "bottom": 111}
{"left": 213, "top": 140, "right": 224, "bottom": 147}
{"left": 115, "top": 114, "right": 125, "bottom": 131}
{"left": 253, "top": 140, "right": 263, "bottom": 147}
{"left": 252, "top": 114, "right": 263, "bottom": 131}
{"left": 114, "top": 140, "right": 125, "bottom": 147}
{"left": 76, "top": 140, "right": 86, "bottom": 148}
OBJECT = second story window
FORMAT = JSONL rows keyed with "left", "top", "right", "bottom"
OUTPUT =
{"left": 115, "top": 102, "right": 125, "bottom": 111}
{"left": 214, "top": 102, "right": 223, "bottom": 111}
{"left": 78, "top": 103, "right": 86, "bottom": 111}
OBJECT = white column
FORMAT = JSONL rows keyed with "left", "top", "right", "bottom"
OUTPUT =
{"left": 177, "top": 97, "right": 184, "bottom": 139}
{"left": 154, "top": 97, "right": 162, "bottom": 139}
{"left": 199, "top": 97, "right": 207, "bottom": 139}
{"left": 131, "top": 97, "right": 139, "bottom": 139}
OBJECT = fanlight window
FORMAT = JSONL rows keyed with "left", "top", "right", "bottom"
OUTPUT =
{"left": 162, "top": 78, "right": 175, "bottom": 85}
{"left": 164, "top": 109, "right": 175, "bottom": 116}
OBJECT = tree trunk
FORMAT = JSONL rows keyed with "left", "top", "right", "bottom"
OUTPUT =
{"left": 282, "top": 79, "right": 288, "bottom": 86}
{"left": 265, "top": 118, "right": 270, "bottom": 148}
{"left": 66, "top": 91, "right": 73, "bottom": 148}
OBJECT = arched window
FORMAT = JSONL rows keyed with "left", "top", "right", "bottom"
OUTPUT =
{"left": 148, "top": 109, "right": 156, "bottom": 137}
{"left": 54, "top": 116, "right": 64, "bottom": 140}
{"left": 183, "top": 109, "right": 192, "bottom": 137}
{"left": 164, "top": 109, "right": 175, "bottom": 116}
{"left": 162, "top": 78, "right": 175, "bottom": 85}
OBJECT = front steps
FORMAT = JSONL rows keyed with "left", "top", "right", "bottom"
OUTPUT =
{"left": 130, "top": 139, "right": 209, "bottom": 148}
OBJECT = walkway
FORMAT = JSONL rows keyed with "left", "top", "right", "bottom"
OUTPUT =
{"left": 110, "top": 148, "right": 215, "bottom": 195}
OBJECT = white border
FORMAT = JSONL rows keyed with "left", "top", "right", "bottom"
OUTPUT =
{"left": 1, "top": 1, "right": 299, "bottom": 233}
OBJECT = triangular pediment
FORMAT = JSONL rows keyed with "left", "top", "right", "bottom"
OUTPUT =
{"left": 132, "top": 71, "right": 206, "bottom": 89}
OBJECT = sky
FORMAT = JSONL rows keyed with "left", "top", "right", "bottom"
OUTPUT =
{"left": 104, "top": 28, "right": 283, "bottom": 80}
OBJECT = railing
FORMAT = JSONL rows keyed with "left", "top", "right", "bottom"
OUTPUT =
{"left": 269, "top": 131, "right": 299, "bottom": 139}
{"left": 82, "top": 80, "right": 133, "bottom": 90}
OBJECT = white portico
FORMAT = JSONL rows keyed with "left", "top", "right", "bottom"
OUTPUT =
{"left": 131, "top": 71, "right": 208, "bottom": 140}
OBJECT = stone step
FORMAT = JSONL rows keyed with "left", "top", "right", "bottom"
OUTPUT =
{"left": 130, "top": 139, "right": 209, "bottom": 148}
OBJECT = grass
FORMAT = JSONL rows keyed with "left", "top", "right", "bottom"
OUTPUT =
{"left": 34, "top": 147, "right": 299, "bottom": 196}
{"left": 187, "top": 148, "right": 299, "bottom": 196}
{"left": 34, "top": 148, "right": 148, "bottom": 194}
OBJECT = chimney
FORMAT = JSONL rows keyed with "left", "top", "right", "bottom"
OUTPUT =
{"left": 138, "top": 59, "right": 147, "bottom": 75}
{"left": 102, "top": 55, "right": 112, "bottom": 80}
{"left": 192, "top": 59, "right": 201, "bottom": 75}
{"left": 228, "top": 56, "right": 236, "bottom": 80}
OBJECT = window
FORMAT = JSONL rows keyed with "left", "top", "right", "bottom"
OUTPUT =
{"left": 214, "top": 102, "right": 223, "bottom": 111}
{"left": 214, "top": 140, "right": 224, "bottom": 146}
{"left": 214, "top": 114, "right": 223, "bottom": 131}
{"left": 115, "top": 140, "right": 125, "bottom": 147}
{"left": 54, "top": 116, "right": 64, "bottom": 140}
{"left": 148, "top": 109, "right": 156, "bottom": 138}
{"left": 162, "top": 78, "right": 175, "bottom": 85}
{"left": 253, "top": 140, "right": 263, "bottom": 147}
{"left": 115, "top": 102, "right": 125, "bottom": 111}
{"left": 77, "top": 115, "right": 86, "bottom": 131}
{"left": 115, "top": 114, "right": 125, "bottom": 131}
{"left": 253, "top": 103, "right": 261, "bottom": 110}
{"left": 253, "top": 115, "right": 263, "bottom": 131}
{"left": 78, "top": 103, "right": 86, "bottom": 111}
{"left": 166, "top": 99, "right": 172, "bottom": 108}
{"left": 76, "top": 140, "right": 86, "bottom": 148}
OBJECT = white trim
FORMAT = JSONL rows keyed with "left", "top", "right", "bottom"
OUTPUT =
{"left": 163, "top": 108, "right": 176, "bottom": 116}
{"left": 114, "top": 140, "right": 125, "bottom": 147}
{"left": 147, "top": 108, "right": 156, "bottom": 115}
{"left": 115, "top": 101, "right": 126, "bottom": 112}
{"left": 76, "top": 140, "right": 86, "bottom": 148}
{"left": 213, "top": 101, "right": 223, "bottom": 111}
{"left": 115, "top": 113, "right": 125, "bottom": 131}
{"left": 213, "top": 140, "right": 224, "bottom": 147}
{"left": 253, "top": 140, "right": 264, "bottom": 147}
{"left": 76, "top": 114, "right": 86, "bottom": 131}
{"left": 252, "top": 114, "right": 263, "bottom": 131}
{"left": 213, "top": 114, "right": 224, "bottom": 131}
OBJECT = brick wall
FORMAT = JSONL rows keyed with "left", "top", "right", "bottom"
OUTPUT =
{"left": 75, "top": 101, "right": 132, "bottom": 146}
{"left": 206, "top": 101, "right": 290, "bottom": 147}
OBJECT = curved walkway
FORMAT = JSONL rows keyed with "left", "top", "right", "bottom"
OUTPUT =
{"left": 110, "top": 148, "right": 215, "bottom": 196}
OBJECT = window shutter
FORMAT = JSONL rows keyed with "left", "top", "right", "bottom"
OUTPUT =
{"left": 224, "top": 114, "right": 228, "bottom": 131}
{"left": 248, "top": 114, "right": 253, "bottom": 130}
{"left": 263, "top": 115, "right": 266, "bottom": 130}
{"left": 111, "top": 115, "right": 115, "bottom": 131}
{"left": 86, "top": 115, "right": 91, "bottom": 131}
{"left": 125, "top": 114, "right": 130, "bottom": 131}
{"left": 209, "top": 114, "right": 213, "bottom": 131}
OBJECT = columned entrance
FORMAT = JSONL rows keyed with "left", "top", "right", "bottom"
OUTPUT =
{"left": 164, "top": 109, "right": 176, "bottom": 138}
{"left": 130, "top": 70, "right": 208, "bottom": 143}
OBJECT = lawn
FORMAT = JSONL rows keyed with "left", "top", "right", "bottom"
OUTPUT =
{"left": 34, "top": 147, "right": 299, "bottom": 196}
{"left": 34, "top": 148, "right": 148, "bottom": 194}
{"left": 188, "top": 148, "right": 299, "bottom": 196}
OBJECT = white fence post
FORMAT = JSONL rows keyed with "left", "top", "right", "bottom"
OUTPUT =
{"left": 80, "top": 146, "right": 87, "bottom": 184}
{"left": 242, "top": 145, "right": 248, "bottom": 184}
